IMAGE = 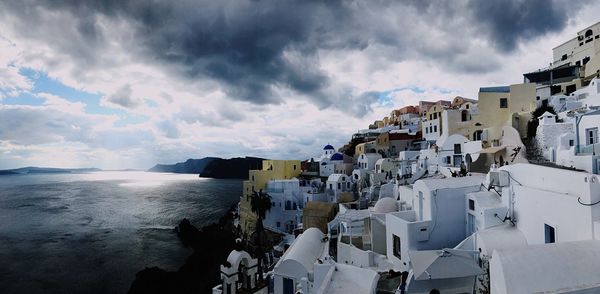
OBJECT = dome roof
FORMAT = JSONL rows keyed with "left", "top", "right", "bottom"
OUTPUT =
{"left": 330, "top": 152, "right": 344, "bottom": 161}
{"left": 323, "top": 144, "right": 335, "bottom": 150}
{"left": 373, "top": 197, "right": 398, "bottom": 213}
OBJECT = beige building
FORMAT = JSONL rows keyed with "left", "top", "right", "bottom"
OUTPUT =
{"left": 477, "top": 83, "right": 537, "bottom": 143}
{"left": 442, "top": 102, "right": 483, "bottom": 141}
{"left": 240, "top": 159, "right": 302, "bottom": 234}
{"left": 355, "top": 140, "right": 377, "bottom": 156}
{"left": 524, "top": 21, "right": 600, "bottom": 96}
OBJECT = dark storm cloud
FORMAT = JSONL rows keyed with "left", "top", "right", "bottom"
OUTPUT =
{"left": 468, "top": 0, "right": 589, "bottom": 52}
{"left": 0, "top": 0, "right": 590, "bottom": 115}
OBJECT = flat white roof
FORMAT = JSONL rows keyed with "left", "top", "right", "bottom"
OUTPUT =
{"left": 338, "top": 209, "right": 371, "bottom": 222}
{"left": 418, "top": 175, "right": 484, "bottom": 191}
{"left": 492, "top": 240, "right": 600, "bottom": 293}
{"left": 468, "top": 190, "right": 502, "bottom": 209}
{"left": 325, "top": 263, "right": 379, "bottom": 294}
{"left": 476, "top": 224, "right": 527, "bottom": 256}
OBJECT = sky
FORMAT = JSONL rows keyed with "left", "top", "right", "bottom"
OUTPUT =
{"left": 0, "top": 0, "right": 599, "bottom": 169}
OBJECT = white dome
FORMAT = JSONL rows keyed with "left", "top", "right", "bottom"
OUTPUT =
{"left": 373, "top": 197, "right": 398, "bottom": 213}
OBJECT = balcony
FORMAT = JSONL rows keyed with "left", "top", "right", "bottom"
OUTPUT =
{"left": 577, "top": 143, "right": 600, "bottom": 155}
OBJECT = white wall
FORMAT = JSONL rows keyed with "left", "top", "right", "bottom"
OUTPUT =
{"left": 500, "top": 164, "right": 600, "bottom": 243}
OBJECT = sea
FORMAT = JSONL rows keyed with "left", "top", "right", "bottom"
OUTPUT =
{"left": 0, "top": 171, "right": 242, "bottom": 294}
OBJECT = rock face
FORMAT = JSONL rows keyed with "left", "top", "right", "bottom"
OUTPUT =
{"left": 148, "top": 157, "right": 264, "bottom": 179}
{"left": 128, "top": 208, "right": 238, "bottom": 294}
{"left": 148, "top": 158, "right": 219, "bottom": 174}
{"left": 199, "top": 157, "right": 264, "bottom": 179}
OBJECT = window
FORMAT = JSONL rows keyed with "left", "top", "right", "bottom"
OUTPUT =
{"left": 433, "top": 112, "right": 438, "bottom": 119}
{"left": 393, "top": 235, "right": 401, "bottom": 259}
{"left": 425, "top": 128, "right": 428, "bottom": 134}
{"left": 466, "top": 104, "right": 469, "bottom": 109}
{"left": 454, "top": 144, "right": 461, "bottom": 154}
{"left": 586, "top": 128, "right": 598, "bottom": 145}
{"left": 468, "top": 199, "right": 475, "bottom": 211}
{"left": 276, "top": 222, "right": 281, "bottom": 228}
{"left": 569, "top": 140, "right": 574, "bottom": 147}
{"left": 293, "top": 164, "right": 297, "bottom": 170}
{"left": 329, "top": 184, "right": 333, "bottom": 189}
{"left": 429, "top": 126, "right": 433, "bottom": 133}
{"left": 561, "top": 54, "right": 567, "bottom": 61}
{"left": 583, "top": 56, "right": 591, "bottom": 65}
{"left": 337, "top": 183, "right": 341, "bottom": 189}
{"left": 545, "top": 224, "right": 556, "bottom": 244}
{"left": 499, "top": 98, "right": 508, "bottom": 108}
{"left": 585, "top": 29, "right": 593, "bottom": 38}
{"left": 461, "top": 110, "right": 469, "bottom": 122}
{"left": 473, "top": 130, "right": 483, "bottom": 141}
{"left": 433, "top": 125, "right": 437, "bottom": 132}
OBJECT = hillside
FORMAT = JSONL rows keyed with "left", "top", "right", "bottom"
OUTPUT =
{"left": 148, "top": 157, "right": 265, "bottom": 179}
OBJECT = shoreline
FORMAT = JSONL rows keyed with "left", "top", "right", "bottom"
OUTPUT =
{"left": 127, "top": 204, "right": 239, "bottom": 294}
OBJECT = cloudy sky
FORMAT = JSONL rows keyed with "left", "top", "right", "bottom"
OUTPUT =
{"left": 0, "top": 0, "right": 599, "bottom": 169}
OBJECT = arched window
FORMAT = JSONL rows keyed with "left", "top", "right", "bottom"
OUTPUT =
{"left": 461, "top": 110, "right": 469, "bottom": 122}
{"left": 586, "top": 29, "right": 593, "bottom": 38}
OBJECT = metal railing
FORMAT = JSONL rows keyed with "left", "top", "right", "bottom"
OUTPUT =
{"left": 577, "top": 143, "right": 600, "bottom": 155}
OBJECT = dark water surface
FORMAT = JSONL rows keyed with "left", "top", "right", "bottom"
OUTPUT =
{"left": 0, "top": 172, "right": 242, "bottom": 294}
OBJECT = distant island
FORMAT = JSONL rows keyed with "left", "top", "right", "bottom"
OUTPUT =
{"left": 148, "top": 157, "right": 265, "bottom": 179}
{"left": 0, "top": 157, "right": 265, "bottom": 180}
{"left": 0, "top": 167, "right": 101, "bottom": 175}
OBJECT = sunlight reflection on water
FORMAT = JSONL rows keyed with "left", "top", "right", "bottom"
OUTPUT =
{"left": 0, "top": 171, "right": 241, "bottom": 294}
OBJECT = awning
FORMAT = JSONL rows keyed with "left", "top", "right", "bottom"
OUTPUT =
{"left": 476, "top": 146, "right": 505, "bottom": 154}
{"left": 409, "top": 249, "right": 484, "bottom": 280}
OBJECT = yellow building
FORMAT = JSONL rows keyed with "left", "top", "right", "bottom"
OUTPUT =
{"left": 239, "top": 159, "right": 302, "bottom": 235}
{"left": 441, "top": 103, "right": 483, "bottom": 141}
{"left": 477, "top": 83, "right": 537, "bottom": 143}
{"left": 354, "top": 141, "right": 377, "bottom": 156}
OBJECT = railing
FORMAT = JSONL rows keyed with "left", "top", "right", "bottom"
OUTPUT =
{"left": 577, "top": 143, "right": 600, "bottom": 155}
{"left": 265, "top": 188, "right": 284, "bottom": 193}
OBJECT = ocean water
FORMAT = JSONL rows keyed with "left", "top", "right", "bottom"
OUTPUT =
{"left": 0, "top": 171, "right": 242, "bottom": 294}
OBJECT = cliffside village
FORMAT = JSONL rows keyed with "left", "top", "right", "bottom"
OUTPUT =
{"left": 213, "top": 21, "right": 600, "bottom": 294}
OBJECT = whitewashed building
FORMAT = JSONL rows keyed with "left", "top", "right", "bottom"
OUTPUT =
{"left": 264, "top": 179, "right": 304, "bottom": 234}
{"left": 326, "top": 174, "right": 352, "bottom": 203}
{"left": 357, "top": 153, "right": 382, "bottom": 171}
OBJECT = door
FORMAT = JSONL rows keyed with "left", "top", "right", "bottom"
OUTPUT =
{"left": 283, "top": 277, "right": 294, "bottom": 294}
{"left": 453, "top": 155, "right": 462, "bottom": 167}
{"left": 418, "top": 191, "right": 424, "bottom": 221}
{"left": 467, "top": 213, "right": 476, "bottom": 235}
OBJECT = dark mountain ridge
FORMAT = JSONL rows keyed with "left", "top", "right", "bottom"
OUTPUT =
{"left": 148, "top": 157, "right": 265, "bottom": 179}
